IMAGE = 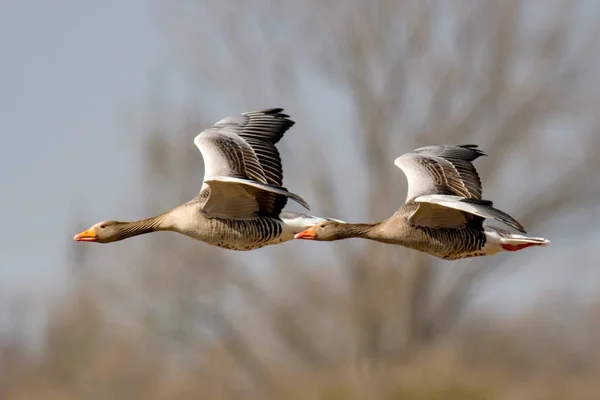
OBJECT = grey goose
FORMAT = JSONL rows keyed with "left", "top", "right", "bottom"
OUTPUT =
{"left": 74, "top": 108, "right": 343, "bottom": 251}
{"left": 294, "top": 144, "right": 549, "bottom": 260}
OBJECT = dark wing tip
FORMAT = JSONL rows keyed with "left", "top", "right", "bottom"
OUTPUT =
{"left": 506, "top": 219, "right": 527, "bottom": 234}
{"left": 457, "top": 144, "right": 488, "bottom": 157}
{"left": 239, "top": 108, "right": 296, "bottom": 149}
{"left": 290, "top": 193, "right": 310, "bottom": 211}
{"left": 250, "top": 107, "right": 292, "bottom": 119}
{"left": 247, "top": 107, "right": 296, "bottom": 129}
{"left": 257, "top": 107, "right": 285, "bottom": 115}
{"left": 279, "top": 185, "right": 310, "bottom": 210}
{"left": 460, "top": 198, "right": 493, "bottom": 207}
{"left": 412, "top": 144, "right": 487, "bottom": 158}
{"left": 462, "top": 198, "right": 527, "bottom": 234}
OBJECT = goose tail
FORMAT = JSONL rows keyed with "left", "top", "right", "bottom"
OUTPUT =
{"left": 498, "top": 234, "right": 550, "bottom": 252}
{"left": 483, "top": 226, "right": 549, "bottom": 255}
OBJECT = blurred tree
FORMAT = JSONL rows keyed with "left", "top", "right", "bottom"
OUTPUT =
{"left": 65, "top": 0, "right": 600, "bottom": 393}
{"left": 150, "top": 0, "right": 600, "bottom": 359}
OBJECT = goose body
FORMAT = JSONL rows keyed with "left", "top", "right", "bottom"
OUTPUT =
{"left": 295, "top": 145, "right": 549, "bottom": 260}
{"left": 160, "top": 206, "right": 342, "bottom": 251}
{"left": 74, "top": 108, "right": 343, "bottom": 251}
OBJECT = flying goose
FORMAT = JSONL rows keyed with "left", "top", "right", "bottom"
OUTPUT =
{"left": 294, "top": 144, "right": 549, "bottom": 260}
{"left": 74, "top": 108, "right": 343, "bottom": 251}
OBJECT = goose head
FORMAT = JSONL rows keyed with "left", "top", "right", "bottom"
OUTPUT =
{"left": 294, "top": 220, "right": 349, "bottom": 241}
{"left": 74, "top": 221, "right": 125, "bottom": 243}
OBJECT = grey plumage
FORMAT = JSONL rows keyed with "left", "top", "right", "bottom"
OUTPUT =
{"left": 295, "top": 144, "right": 548, "bottom": 260}
{"left": 394, "top": 144, "right": 486, "bottom": 201}
{"left": 194, "top": 108, "right": 308, "bottom": 219}
{"left": 189, "top": 108, "right": 333, "bottom": 249}
{"left": 412, "top": 195, "right": 526, "bottom": 233}
{"left": 75, "top": 108, "right": 345, "bottom": 251}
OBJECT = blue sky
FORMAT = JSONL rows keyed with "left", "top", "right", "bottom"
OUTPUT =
{"left": 1, "top": 0, "right": 599, "bottom": 329}
{"left": 0, "top": 0, "right": 160, "bottom": 297}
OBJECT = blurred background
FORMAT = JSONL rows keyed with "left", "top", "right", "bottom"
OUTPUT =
{"left": 2, "top": 0, "right": 600, "bottom": 398}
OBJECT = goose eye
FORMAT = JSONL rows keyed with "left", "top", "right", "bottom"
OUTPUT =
{"left": 320, "top": 224, "right": 326, "bottom": 228}
{"left": 100, "top": 224, "right": 106, "bottom": 229}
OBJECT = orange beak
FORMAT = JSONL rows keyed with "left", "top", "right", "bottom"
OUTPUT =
{"left": 74, "top": 229, "right": 97, "bottom": 242}
{"left": 294, "top": 226, "right": 318, "bottom": 240}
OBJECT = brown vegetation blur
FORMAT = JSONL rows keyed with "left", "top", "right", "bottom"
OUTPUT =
{"left": 3, "top": 1, "right": 600, "bottom": 398}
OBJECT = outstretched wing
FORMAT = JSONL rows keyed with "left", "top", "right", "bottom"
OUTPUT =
{"left": 193, "top": 108, "right": 307, "bottom": 219}
{"left": 200, "top": 107, "right": 294, "bottom": 186}
{"left": 197, "top": 177, "right": 309, "bottom": 219}
{"left": 409, "top": 194, "right": 526, "bottom": 233}
{"left": 394, "top": 144, "right": 486, "bottom": 202}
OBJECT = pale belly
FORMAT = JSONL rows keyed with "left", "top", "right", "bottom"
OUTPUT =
{"left": 180, "top": 216, "right": 295, "bottom": 251}
{"left": 438, "top": 249, "right": 489, "bottom": 260}
{"left": 401, "top": 226, "right": 489, "bottom": 261}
